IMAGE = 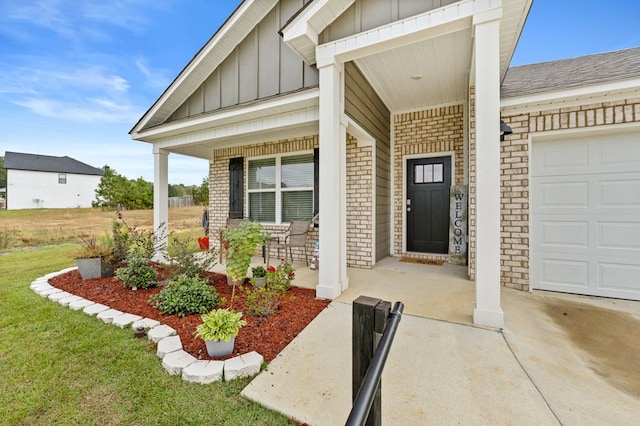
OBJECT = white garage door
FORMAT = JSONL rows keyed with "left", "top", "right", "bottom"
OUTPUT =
{"left": 531, "top": 130, "right": 640, "bottom": 300}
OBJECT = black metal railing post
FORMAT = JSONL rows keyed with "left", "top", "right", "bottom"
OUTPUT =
{"left": 347, "top": 297, "right": 404, "bottom": 426}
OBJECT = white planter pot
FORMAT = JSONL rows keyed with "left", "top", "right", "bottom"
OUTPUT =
{"left": 253, "top": 277, "right": 266, "bottom": 287}
{"left": 205, "top": 336, "right": 236, "bottom": 357}
{"left": 75, "top": 257, "right": 113, "bottom": 280}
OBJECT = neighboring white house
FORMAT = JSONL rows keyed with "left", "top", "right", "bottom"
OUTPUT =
{"left": 131, "top": 0, "right": 640, "bottom": 327}
{"left": 3, "top": 152, "right": 103, "bottom": 210}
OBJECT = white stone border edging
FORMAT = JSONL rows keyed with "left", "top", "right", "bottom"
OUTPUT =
{"left": 31, "top": 267, "right": 263, "bottom": 384}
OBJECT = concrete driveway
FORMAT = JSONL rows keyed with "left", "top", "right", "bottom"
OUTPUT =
{"left": 241, "top": 257, "right": 640, "bottom": 425}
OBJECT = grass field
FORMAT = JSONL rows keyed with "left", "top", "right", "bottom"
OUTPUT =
{"left": 0, "top": 206, "right": 206, "bottom": 249}
{"left": 0, "top": 213, "right": 294, "bottom": 425}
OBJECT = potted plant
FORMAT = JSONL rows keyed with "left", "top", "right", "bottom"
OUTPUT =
{"left": 72, "top": 236, "right": 117, "bottom": 279}
{"left": 265, "top": 259, "right": 296, "bottom": 290}
{"left": 194, "top": 308, "right": 247, "bottom": 357}
{"left": 250, "top": 266, "right": 267, "bottom": 287}
{"left": 222, "top": 221, "right": 269, "bottom": 286}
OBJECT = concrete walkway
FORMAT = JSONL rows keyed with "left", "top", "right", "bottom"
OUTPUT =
{"left": 242, "top": 257, "right": 640, "bottom": 425}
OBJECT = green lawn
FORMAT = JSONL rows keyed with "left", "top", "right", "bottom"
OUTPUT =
{"left": 0, "top": 245, "right": 292, "bottom": 425}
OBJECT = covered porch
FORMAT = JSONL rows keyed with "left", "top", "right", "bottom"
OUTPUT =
{"left": 211, "top": 254, "right": 475, "bottom": 325}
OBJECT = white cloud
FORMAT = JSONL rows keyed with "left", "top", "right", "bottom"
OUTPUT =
{"left": 1, "top": 0, "right": 166, "bottom": 41}
{"left": 135, "top": 57, "right": 172, "bottom": 90}
{"left": 13, "top": 97, "right": 141, "bottom": 123}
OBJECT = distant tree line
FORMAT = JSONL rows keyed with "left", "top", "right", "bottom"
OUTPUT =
{"left": 0, "top": 157, "right": 6, "bottom": 188}
{"left": 93, "top": 167, "right": 208, "bottom": 210}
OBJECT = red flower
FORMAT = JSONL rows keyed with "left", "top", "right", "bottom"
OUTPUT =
{"left": 267, "top": 266, "right": 276, "bottom": 273}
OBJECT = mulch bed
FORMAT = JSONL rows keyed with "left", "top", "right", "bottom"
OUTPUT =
{"left": 49, "top": 267, "right": 330, "bottom": 362}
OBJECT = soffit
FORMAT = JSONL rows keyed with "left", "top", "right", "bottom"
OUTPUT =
{"left": 134, "top": 89, "right": 320, "bottom": 159}
{"left": 354, "top": 29, "right": 472, "bottom": 112}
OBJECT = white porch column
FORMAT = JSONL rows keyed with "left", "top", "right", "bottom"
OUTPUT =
{"left": 472, "top": 12, "right": 503, "bottom": 328}
{"left": 153, "top": 146, "right": 169, "bottom": 262}
{"left": 317, "top": 59, "right": 348, "bottom": 299}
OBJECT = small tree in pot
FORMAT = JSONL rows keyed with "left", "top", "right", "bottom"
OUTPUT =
{"left": 222, "top": 221, "right": 269, "bottom": 304}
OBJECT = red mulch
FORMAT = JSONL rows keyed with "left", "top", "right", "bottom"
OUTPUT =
{"left": 48, "top": 267, "right": 330, "bottom": 362}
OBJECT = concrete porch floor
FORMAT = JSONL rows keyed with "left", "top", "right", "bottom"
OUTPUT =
{"left": 212, "top": 255, "right": 475, "bottom": 323}
{"left": 234, "top": 256, "right": 640, "bottom": 425}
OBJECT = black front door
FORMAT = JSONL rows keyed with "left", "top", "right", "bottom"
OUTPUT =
{"left": 406, "top": 157, "right": 451, "bottom": 253}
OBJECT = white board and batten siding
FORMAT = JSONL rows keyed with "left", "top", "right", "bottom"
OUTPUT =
{"left": 531, "top": 130, "right": 640, "bottom": 301}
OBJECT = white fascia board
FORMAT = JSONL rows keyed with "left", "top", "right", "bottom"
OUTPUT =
{"left": 152, "top": 107, "right": 319, "bottom": 151}
{"left": 132, "top": 0, "right": 277, "bottom": 133}
{"left": 282, "top": 0, "right": 355, "bottom": 64}
{"left": 316, "top": 0, "right": 475, "bottom": 67}
{"left": 500, "top": 78, "right": 640, "bottom": 114}
{"left": 132, "top": 89, "right": 319, "bottom": 142}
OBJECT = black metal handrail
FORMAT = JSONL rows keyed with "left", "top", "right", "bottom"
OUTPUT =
{"left": 346, "top": 301, "right": 404, "bottom": 426}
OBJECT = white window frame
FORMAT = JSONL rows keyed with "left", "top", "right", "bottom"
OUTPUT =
{"left": 247, "top": 150, "right": 314, "bottom": 225}
{"left": 58, "top": 173, "right": 67, "bottom": 184}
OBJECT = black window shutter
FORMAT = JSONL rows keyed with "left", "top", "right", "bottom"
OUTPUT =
{"left": 313, "top": 148, "right": 319, "bottom": 216}
{"left": 229, "top": 157, "right": 244, "bottom": 218}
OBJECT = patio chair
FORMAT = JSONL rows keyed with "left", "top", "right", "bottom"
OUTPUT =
{"left": 267, "top": 218, "right": 312, "bottom": 266}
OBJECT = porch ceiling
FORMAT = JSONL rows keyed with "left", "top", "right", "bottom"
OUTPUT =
{"left": 318, "top": 0, "right": 531, "bottom": 113}
{"left": 354, "top": 29, "right": 472, "bottom": 112}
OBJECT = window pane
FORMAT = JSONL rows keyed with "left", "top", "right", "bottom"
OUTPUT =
{"left": 433, "top": 164, "right": 443, "bottom": 183}
{"left": 425, "top": 165, "right": 433, "bottom": 183}
{"left": 248, "top": 158, "right": 276, "bottom": 190}
{"left": 281, "top": 154, "right": 313, "bottom": 188}
{"left": 414, "top": 165, "right": 423, "bottom": 184}
{"left": 249, "top": 192, "right": 275, "bottom": 222}
{"left": 282, "top": 191, "right": 313, "bottom": 222}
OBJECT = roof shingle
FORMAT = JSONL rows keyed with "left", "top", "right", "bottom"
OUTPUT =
{"left": 501, "top": 46, "right": 640, "bottom": 98}
{"left": 3, "top": 152, "right": 103, "bottom": 176}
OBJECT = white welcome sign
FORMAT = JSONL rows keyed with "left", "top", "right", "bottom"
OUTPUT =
{"left": 449, "top": 185, "right": 467, "bottom": 265}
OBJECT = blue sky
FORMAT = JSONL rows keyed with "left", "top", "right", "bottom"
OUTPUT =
{"left": 1, "top": 0, "right": 639, "bottom": 185}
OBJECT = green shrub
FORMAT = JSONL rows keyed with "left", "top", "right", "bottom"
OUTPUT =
{"left": 244, "top": 284, "right": 287, "bottom": 317}
{"left": 115, "top": 249, "right": 158, "bottom": 289}
{"left": 150, "top": 275, "right": 219, "bottom": 317}
{"left": 167, "top": 235, "right": 217, "bottom": 279}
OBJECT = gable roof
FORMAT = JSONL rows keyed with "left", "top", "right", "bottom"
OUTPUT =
{"left": 3, "top": 152, "right": 103, "bottom": 176}
{"left": 130, "top": 0, "right": 277, "bottom": 135}
{"left": 501, "top": 46, "right": 640, "bottom": 98}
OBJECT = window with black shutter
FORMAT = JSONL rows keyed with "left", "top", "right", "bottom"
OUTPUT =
{"left": 228, "top": 157, "right": 243, "bottom": 218}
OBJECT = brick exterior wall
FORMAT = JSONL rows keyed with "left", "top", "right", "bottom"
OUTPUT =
{"left": 392, "top": 105, "right": 465, "bottom": 259}
{"left": 346, "top": 135, "right": 374, "bottom": 268}
{"left": 208, "top": 134, "right": 374, "bottom": 268}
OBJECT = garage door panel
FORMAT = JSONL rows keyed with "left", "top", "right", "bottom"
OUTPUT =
{"left": 539, "top": 220, "right": 589, "bottom": 248}
{"left": 599, "top": 222, "right": 640, "bottom": 250}
{"left": 598, "top": 134, "right": 640, "bottom": 171}
{"left": 538, "top": 180, "right": 589, "bottom": 208}
{"left": 599, "top": 178, "right": 640, "bottom": 207}
{"left": 533, "top": 139, "right": 590, "bottom": 176}
{"left": 532, "top": 130, "right": 640, "bottom": 301}
{"left": 537, "top": 257, "right": 590, "bottom": 289}
{"left": 600, "top": 262, "right": 640, "bottom": 294}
